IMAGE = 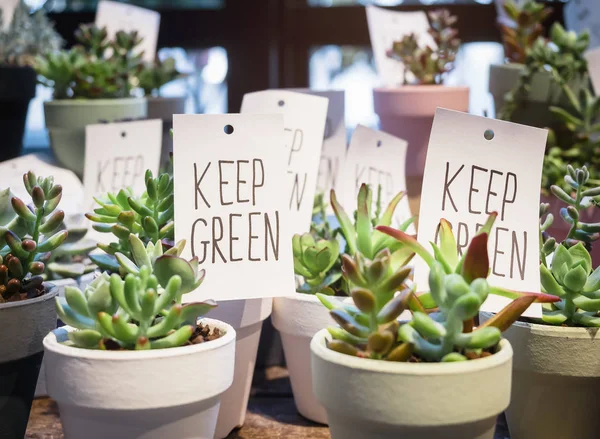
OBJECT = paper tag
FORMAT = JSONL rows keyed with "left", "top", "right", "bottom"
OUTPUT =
{"left": 172, "top": 114, "right": 295, "bottom": 301}
{"left": 366, "top": 5, "right": 434, "bottom": 87}
{"left": 1, "top": 0, "right": 20, "bottom": 30}
{"left": 415, "top": 109, "right": 547, "bottom": 317}
{"left": 585, "top": 47, "right": 600, "bottom": 93}
{"left": 241, "top": 90, "right": 328, "bottom": 233}
{"left": 0, "top": 154, "right": 83, "bottom": 214}
{"left": 95, "top": 0, "right": 160, "bottom": 62}
{"left": 341, "top": 125, "right": 414, "bottom": 232}
{"left": 565, "top": 0, "right": 600, "bottom": 50}
{"left": 83, "top": 119, "right": 162, "bottom": 241}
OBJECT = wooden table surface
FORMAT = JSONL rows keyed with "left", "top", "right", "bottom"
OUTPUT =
{"left": 26, "top": 366, "right": 511, "bottom": 439}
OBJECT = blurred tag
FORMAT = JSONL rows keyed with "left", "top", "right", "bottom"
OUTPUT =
{"left": 1, "top": 0, "right": 20, "bottom": 29}
{"left": 0, "top": 154, "right": 83, "bottom": 214}
{"left": 95, "top": 0, "right": 160, "bottom": 62}
{"left": 241, "top": 90, "right": 328, "bottom": 233}
{"left": 83, "top": 119, "right": 162, "bottom": 242}
{"left": 341, "top": 125, "right": 414, "bottom": 233}
{"left": 415, "top": 109, "right": 547, "bottom": 317}
{"left": 585, "top": 47, "right": 600, "bottom": 93}
{"left": 173, "top": 114, "right": 295, "bottom": 301}
{"left": 565, "top": 0, "right": 600, "bottom": 50}
{"left": 366, "top": 5, "right": 434, "bottom": 87}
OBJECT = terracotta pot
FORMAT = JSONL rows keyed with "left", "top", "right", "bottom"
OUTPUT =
{"left": 0, "top": 285, "right": 58, "bottom": 439}
{"left": 44, "top": 318, "right": 235, "bottom": 439}
{"left": 489, "top": 63, "right": 582, "bottom": 128}
{"left": 0, "top": 65, "right": 37, "bottom": 161}
{"left": 482, "top": 315, "right": 600, "bottom": 439}
{"left": 205, "top": 298, "right": 272, "bottom": 438}
{"left": 311, "top": 329, "right": 512, "bottom": 439}
{"left": 373, "top": 85, "right": 469, "bottom": 191}
{"left": 44, "top": 98, "right": 147, "bottom": 178}
{"left": 146, "top": 96, "right": 186, "bottom": 169}
{"left": 272, "top": 293, "right": 337, "bottom": 424}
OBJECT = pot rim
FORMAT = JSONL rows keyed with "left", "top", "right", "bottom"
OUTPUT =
{"left": 146, "top": 95, "right": 187, "bottom": 101}
{"left": 44, "top": 97, "right": 147, "bottom": 107}
{"left": 43, "top": 317, "right": 236, "bottom": 361}
{"left": 514, "top": 317, "right": 600, "bottom": 339}
{"left": 373, "top": 85, "right": 470, "bottom": 94}
{"left": 311, "top": 328, "right": 512, "bottom": 375}
{"left": 0, "top": 283, "right": 58, "bottom": 310}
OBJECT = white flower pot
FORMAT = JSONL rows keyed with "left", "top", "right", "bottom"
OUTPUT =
{"left": 35, "top": 273, "right": 99, "bottom": 397}
{"left": 272, "top": 293, "right": 340, "bottom": 424}
{"left": 311, "top": 328, "right": 513, "bottom": 439}
{"left": 44, "top": 318, "right": 236, "bottom": 439}
{"left": 493, "top": 318, "right": 600, "bottom": 439}
{"left": 205, "top": 298, "right": 272, "bottom": 438}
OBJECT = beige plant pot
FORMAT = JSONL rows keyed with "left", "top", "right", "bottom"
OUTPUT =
{"left": 373, "top": 85, "right": 469, "bottom": 189}
{"left": 311, "top": 328, "right": 512, "bottom": 439}
{"left": 44, "top": 98, "right": 147, "bottom": 178}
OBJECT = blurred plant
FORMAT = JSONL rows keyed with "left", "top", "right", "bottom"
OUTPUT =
{"left": 499, "top": 0, "right": 552, "bottom": 64}
{"left": 293, "top": 233, "right": 340, "bottom": 295}
{"left": 0, "top": 172, "right": 67, "bottom": 302}
{"left": 310, "top": 192, "right": 334, "bottom": 241}
{"left": 499, "top": 23, "right": 590, "bottom": 121}
{"left": 56, "top": 255, "right": 216, "bottom": 350}
{"left": 36, "top": 23, "right": 143, "bottom": 99}
{"left": 387, "top": 9, "right": 460, "bottom": 85}
{"left": 86, "top": 170, "right": 174, "bottom": 273}
{"left": 0, "top": 1, "right": 62, "bottom": 67}
{"left": 138, "top": 57, "right": 182, "bottom": 97}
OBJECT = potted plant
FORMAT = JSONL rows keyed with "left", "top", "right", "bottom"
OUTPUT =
{"left": 374, "top": 9, "right": 468, "bottom": 183}
{"left": 273, "top": 184, "right": 414, "bottom": 424}
{"left": 35, "top": 24, "right": 147, "bottom": 177}
{"left": 0, "top": 1, "right": 61, "bottom": 161}
{"left": 138, "top": 57, "right": 186, "bottom": 170}
{"left": 0, "top": 171, "right": 67, "bottom": 438}
{"left": 310, "top": 213, "right": 557, "bottom": 439}
{"left": 45, "top": 247, "right": 236, "bottom": 438}
{"left": 484, "top": 165, "right": 600, "bottom": 439}
{"left": 490, "top": 1, "right": 589, "bottom": 128}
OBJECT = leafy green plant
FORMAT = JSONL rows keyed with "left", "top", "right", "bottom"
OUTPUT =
{"left": 86, "top": 170, "right": 174, "bottom": 273}
{"left": 0, "top": 1, "right": 62, "bottom": 67}
{"left": 499, "top": 0, "right": 552, "bottom": 64}
{"left": 293, "top": 233, "right": 340, "bottom": 294}
{"left": 0, "top": 172, "right": 67, "bottom": 302}
{"left": 387, "top": 9, "right": 460, "bottom": 85}
{"left": 35, "top": 23, "right": 143, "bottom": 99}
{"left": 138, "top": 57, "right": 182, "bottom": 97}
{"left": 55, "top": 254, "right": 216, "bottom": 350}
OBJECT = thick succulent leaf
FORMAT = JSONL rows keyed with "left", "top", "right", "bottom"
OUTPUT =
{"left": 115, "top": 252, "right": 140, "bottom": 275}
{"left": 330, "top": 189, "right": 357, "bottom": 255}
{"left": 48, "top": 262, "right": 86, "bottom": 278}
{"left": 89, "top": 253, "right": 120, "bottom": 272}
{"left": 411, "top": 311, "right": 446, "bottom": 338}
{"left": 541, "top": 309, "right": 569, "bottom": 325}
{"left": 356, "top": 185, "right": 373, "bottom": 258}
{"left": 441, "top": 352, "right": 467, "bottom": 362}
{"left": 563, "top": 265, "right": 588, "bottom": 292}
{"left": 431, "top": 243, "right": 454, "bottom": 275}
{"left": 489, "top": 286, "right": 560, "bottom": 303}
{"left": 129, "top": 234, "right": 151, "bottom": 269}
{"left": 571, "top": 312, "right": 600, "bottom": 327}
{"left": 180, "top": 300, "right": 218, "bottom": 324}
{"left": 567, "top": 242, "right": 592, "bottom": 274}
{"left": 437, "top": 219, "right": 458, "bottom": 270}
{"left": 150, "top": 325, "right": 193, "bottom": 349}
{"left": 551, "top": 245, "right": 573, "bottom": 279}
{"left": 64, "top": 286, "right": 91, "bottom": 318}
{"left": 377, "top": 289, "right": 413, "bottom": 323}
{"left": 478, "top": 295, "right": 536, "bottom": 332}
{"left": 55, "top": 298, "right": 96, "bottom": 330}
{"left": 68, "top": 329, "right": 103, "bottom": 349}
{"left": 330, "top": 309, "right": 371, "bottom": 337}
{"left": 540, "top": 264, "right": 566, "bottom": 297}
{"left": 378, "top": 190, "right": 405, "bottom": 227}
{"left": 414, "top": 292, "right": 437, "bottom": 310}
{"left": 461, "top": 233, "right": 489, "bottom": 283}
{"left": 376, "top": 226, "right": 435, "bottom": 268}
{"left": 327, "top": 339, "right": 360, "bottom": 356}
{"left": 386, "top": 342, "right": 413, "bottom": 362}
{"left": 573, "top": 295, "right": 600, "bottom": 313}
{"left": 154, "top": 255, "right": 199, "bottom": 294}
{"left": 584, "top": 265, "right": 600, "bottom": 293}
{"left": 327, "top": 326, "right": 367, "bottom": 345}
{"left": 316, "top": 292, "right": 345, "bottom": 310}
{"left": 455, "top": 327, "right": 501, "bottom": 349}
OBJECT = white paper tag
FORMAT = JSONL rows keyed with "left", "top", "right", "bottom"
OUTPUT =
{"left": 341, "top": 125, "right": 414, "bottom": 232}
{"left": 83, "top": 119, "right": 162, "bottom": 241}
{"left": 95, "top": 0, "right": 160, "bottom": 62}
{"left": 366, "top": 5, "right": 434, "bottom": 87}
{"left": 415, "top": 109, "right": 547, "bottom": 317}
{"left": 0, "top": 154, "right": 83, "bottom": 215}
{"left": 172, "top": 114, "right": 295, "bottom": 301}
{"left": 565, "top": 0, "right": 600, "bottom": 50}
{"left": 585, "top": 47, "right": 600, "bottom": 94}
{"left": 241, "top": 90, "right": 329, "bottom": 234}
{"left": 1, "top": 0, "right": 20, "bottom": 29}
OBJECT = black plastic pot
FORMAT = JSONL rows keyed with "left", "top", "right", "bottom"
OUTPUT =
{"left": 0, "top": 65, "right": 37, "bottom": 161}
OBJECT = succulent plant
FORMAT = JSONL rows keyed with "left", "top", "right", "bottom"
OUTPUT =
{"left": 138, "top": 57, "right": 182, "bottom": 97}
{"left": 293, "top": 233, "right": 340, "bottom": 295}
{"left": 499, "top": 0, "right": 553, "bottom": 64}
{"left": 310, "top": 192, "right": 334, "bottom": 241}
{"left": 499, "top": 23, "right": 590, "bottom": 122}
{"left": 55, "top": 254, "right": 216, "bottom": 350}
{"left": 86, "top": 170, "right": 174, "bottom": 273}
{"left": 0, "top": 1, "right": 62, "bottom": 67}
{"left": 35, "top": 23, "right": 143, "bottom": 99}
{"left": 0, "top": 172, "right": 67, "bottom": 302}
{"left": 387, "top": 9, "right": 460, "bottom": 85}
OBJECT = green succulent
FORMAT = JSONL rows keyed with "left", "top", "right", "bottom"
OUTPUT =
{"left": 138, "top": 57, "right": 182, "bottom": 97}
{"left": 0, "top": 172, "right": 67, "bottom": 302}
{"left": 387, "top": 9, "right": 460, "bottom": 85}
{"left": 293, "top": 233, "right": 340, "bottom": 294}
{"left": 86, "top": 170, "right": 174, "bottom": 272}
{"left": 0, "top": 1, "right": 62, "bottom": 67}
{"left": 56, "top": 257, "right": 216, "bottom": 350}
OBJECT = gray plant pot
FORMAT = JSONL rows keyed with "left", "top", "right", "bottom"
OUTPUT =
{"left": 44, "top": 98, "right": 148, "bottom": 177}
{"left": 146, "top": 96, "right": 186, "bottom": 169}
{"left": 489, "top": 63, "right": 581, "bottom": 128}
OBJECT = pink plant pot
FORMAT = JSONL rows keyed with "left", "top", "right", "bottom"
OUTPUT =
{"left": 373, "top": 85, "right": 470, "bottom": 188}
{"left": 542, "top": 195, "right": 600, "bottom": 266}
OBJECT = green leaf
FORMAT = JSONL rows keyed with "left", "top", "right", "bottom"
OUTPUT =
{"left": 378, "top": 190, "right": 405, "bottom": 227}
{"left": 330, "top": 189, "right": 357, "bottom": 255}
{"left": 540, "top": 264, "right": 566, "bottom": 297}
{"left": 68, "top": 330, "right": 103, "bottom": 349}
{"left": 356, "top": 184, "right": 373, "bottom": 258}
{"left": 563, "top": 265, "right": 588, "bottom": 292}
{"left": 437, "top": 219, "right": 458, "bottom": 269}
{"left": 411, "top": 311, "right": 446, "bottom": 338}
{"left": 584, "top": 266, "right": 600, "bottom": 293}
{"left": 376, "top": 226, "right": 435, "bottom": 268}
{"left": 461, "top": 233, "right": 489, "bottom": 283}
{"left": 130, "top": 234, "right": 152, "bottom": 269}
{"left": 180, "top": 300, "right": 218, "bottom": 324}
{"left": 150, "top": 325, "right": 193, "bottom": 349}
